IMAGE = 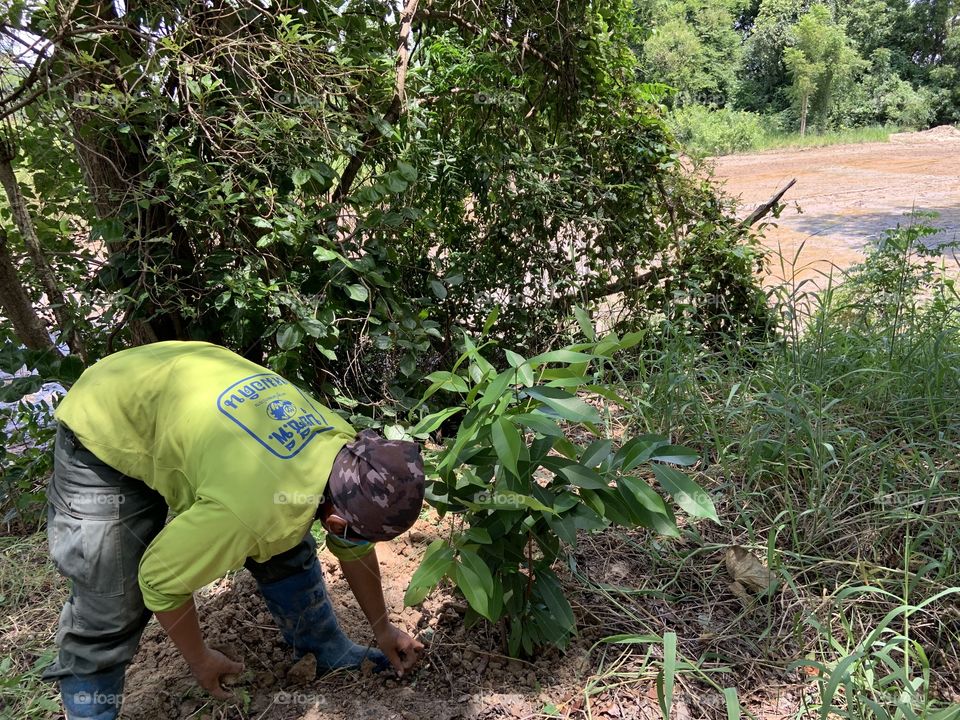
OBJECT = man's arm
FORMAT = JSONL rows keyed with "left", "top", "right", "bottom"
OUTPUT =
{"left": 338, "top": 546, "right": 423, "bottom": 675}
{"left": 155, "top": 597, "right": 244, "bottom": 698}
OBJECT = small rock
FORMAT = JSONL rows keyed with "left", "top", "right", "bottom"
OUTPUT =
{"left": 287, "top": 653, "right": 317, "bottom": 684}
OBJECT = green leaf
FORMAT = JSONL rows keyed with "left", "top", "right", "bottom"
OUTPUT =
{"left": 657, "top": 632, "right": 677, "bottom": 719}
{"left": 463, "top": 527, "right": 492, "bottom": 544}
{"left": 651, "top": 464, "right": 719, "bottom": 523}
{"left": 504, "top": 349, "right": 526, "bottom": 368}
{"left": 524, "top": 386, "right": 600, "bottom": 423}
{"left": 385, "top": 173, "right": 408, "bottom": 193}
{"left": 723, "top": 688, "right": 742, "bottom": 720}
{"left": 618, "top": 474, "right": 670, "bottom": 516}
{"left": 346, "top": 283, "right": 369, "bottom": 302}
{"left": 504, "top": 350, "right": 534, "bottom": 385}
{"left": 429, "top": 279, "right": 447, "bottom": 299}
{"left": 276, "top": 324, "right": 304, "bottom": 351}
{"left": 454, "top": 548, "right": 496, "bottom": 620}
{"left": 545, "top": 512, "right": 577, "bottom": 545}
{"left": 649, "top": 445, "right": 700, "bottom": 466}
{"left": 536, "top": 569, "right": 576, "bottom": 631}
{"left": 580, "top": 439, "right": 612, "bottom": 468}
{"left": 557, "top": 462, "right": 609, "bottom": 490}
{"left": 601, "top": 634, "right": 663, "bottom": 644}
{"left": 573, "top": 306, "right": 595, "bottom": 341}
{"left": 527, "top": 350, "right": 595, "bottom": 366}
{"left": 424, "top": 371, "right": 469, "bottom": 393}
{"left": 478, "top": 368, "right": 515, "bottom": 408}
{"left": 292, "top": 168, "right": 311, "bottom": 187}
{"left": 491, "top": 417, "right": 522, "bottom": 477}
{"left": 513, "top": 413, "right": 564, "bottom": 437}
{"left": 0, "top": 375, "right": 42, "bottom": 403}
{"left": 615, "top": 435, "right": 670, "bottom": 472}
{"left": 552, "top": 492, "right": 580, "bottom": 512}
{"left": 410, "top": 407, "right": 464, "bottom": 436}
{"left": 464, "top": 490, "right": 555, "bottom": 514}
{"left": 482, "top": 307, "right": 500, "bottom": 334}
{"left": 396, "top": 160, "right": 418, "bottom": 181}
{"left": 404, "top": 540, "right": 454, "bottom": 606}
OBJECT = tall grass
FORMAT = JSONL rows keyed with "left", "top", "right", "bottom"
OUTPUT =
{"left": 744, "top": 125, "right": 898, "bottom": 155}
{"left": 580, "top": 219, "right": 960, "bottom": 718}
{"left": 668, "top": 104, "right": 900, "bottom": 157}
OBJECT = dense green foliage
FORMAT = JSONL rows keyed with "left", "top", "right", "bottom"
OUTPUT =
{"left": 639, "top": 0, "right": 959, "bottom": 145}
{"left": 1, "top": 5, "right": 958, "bottom": 715}
{"left": 0, "top": 0, "right": 769, "bottom": 415}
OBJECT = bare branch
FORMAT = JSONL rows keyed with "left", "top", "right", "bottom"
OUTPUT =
{"left": 742, "top": 178, "right": 797, "bottom": 227}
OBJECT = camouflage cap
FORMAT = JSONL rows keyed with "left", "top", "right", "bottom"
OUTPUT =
{"left": 326, "top": 429, "right": 425, "bottom": 542}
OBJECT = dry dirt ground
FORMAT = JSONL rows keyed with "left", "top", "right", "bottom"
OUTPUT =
{"left": 5, "top": 513, "right": 857, "bottom": 720}
{"left": 709, "top": 126, "right": 960, "bottom": 285}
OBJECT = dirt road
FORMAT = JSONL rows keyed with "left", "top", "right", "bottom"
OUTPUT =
{"left": 710, "top": 126, "right": 960, "bottom": 285}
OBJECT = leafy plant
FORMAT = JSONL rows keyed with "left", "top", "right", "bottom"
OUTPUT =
{"left": 403, "top": 312, "right": 719, "bottom": 654}
{"left": 0, "top": 335, "right": 82, "bottom": 529}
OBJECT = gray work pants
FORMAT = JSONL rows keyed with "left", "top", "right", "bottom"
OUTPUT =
{"left": 43, "top": 422, "right": 318, "bottom": 680}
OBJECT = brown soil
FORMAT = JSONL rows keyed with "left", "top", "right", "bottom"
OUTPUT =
{"left": 709, "top": 127, "right": 960, "bottom": 285}
{"left": 5, "top": 511, "right": 958, "bottom": 719}
{"left": 121, "top": 518, "right": 602, "bottom": 720}
{"left": 116, "top": 515, "right": 816, "bottom": 720}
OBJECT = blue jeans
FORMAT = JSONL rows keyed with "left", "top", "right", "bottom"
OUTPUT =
{"left": 44, "top": 422, "right": 318, "bottom": 680}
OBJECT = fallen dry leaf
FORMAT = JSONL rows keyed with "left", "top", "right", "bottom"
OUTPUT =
{"left": 725, "top": 546, "right": 775, "bottom": 593}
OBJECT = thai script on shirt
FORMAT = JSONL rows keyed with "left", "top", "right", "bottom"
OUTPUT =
{"left": 217, "top": 373, "right": 334, "bottom": 458}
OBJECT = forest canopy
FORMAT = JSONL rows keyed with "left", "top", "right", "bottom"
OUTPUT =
{"left": 641, "top": 0, "right": 960, "bottom": 150}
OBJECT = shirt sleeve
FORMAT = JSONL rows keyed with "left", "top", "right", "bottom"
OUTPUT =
{"left": 138, "top": 500, "right": 259, "bottom": 612}
{"left": 324, "top": 532, "right": 377, "bottom": 563}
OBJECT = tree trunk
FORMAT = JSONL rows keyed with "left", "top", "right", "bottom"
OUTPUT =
{"left": 0, "top": 149, "right": 86, "bottom": 360}
{"left": 800, "top": 94, "right": 809, "bottom": 137}
{"left": 0, "top": 228, "right": 58, "bottom": 353}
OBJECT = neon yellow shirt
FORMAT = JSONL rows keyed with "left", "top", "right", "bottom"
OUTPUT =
{"left": 55, "top": 341, "right": 373, "bottom": 612}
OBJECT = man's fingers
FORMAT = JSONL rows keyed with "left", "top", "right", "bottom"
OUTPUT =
{"left": 385, "top": 647, "right": 405, "bottom": 675}
{"left": 207, "top": 680, "right": 234, "bottom": 700}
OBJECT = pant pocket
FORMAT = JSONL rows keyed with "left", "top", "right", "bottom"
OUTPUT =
{"left": 48, "top": 507, "right": 124, "bottom": 597}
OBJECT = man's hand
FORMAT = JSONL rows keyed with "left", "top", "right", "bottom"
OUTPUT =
{"left": 188, "top": 646, "right": 244, "bottom": 699}
{"left": 376, "top": 624, "right": 424, "bottom": 677}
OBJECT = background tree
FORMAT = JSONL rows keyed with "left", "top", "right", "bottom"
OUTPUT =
{"left": 783, "top": 4, "right": 861, "bottom": 135}
{"left": 639, "top": 0, "right": 745, "bottom": 106}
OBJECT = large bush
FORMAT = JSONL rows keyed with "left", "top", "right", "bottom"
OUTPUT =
{"left": 0, "top": 0, "right": 771, "bottom": 416}
{"left": 668, "top": 105, "right": 769, "bottom": 156}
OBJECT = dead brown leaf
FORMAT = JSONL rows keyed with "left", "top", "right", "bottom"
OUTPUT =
{"left": 725, "top": 546, "right": 775, "bottom": 594}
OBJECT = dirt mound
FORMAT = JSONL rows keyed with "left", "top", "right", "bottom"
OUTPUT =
{"left": 890, "top": 125, "right": 960, "bottom": 143}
